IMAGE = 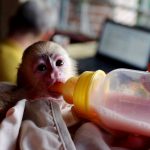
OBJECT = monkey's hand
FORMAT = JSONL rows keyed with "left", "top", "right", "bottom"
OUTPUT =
{"left": 61, "top": 105, "right": 81, "bottom": 127}
{"left": 0, "top": 96, "right": 19, "bottom": 122}
{"left": 0, "top": 98, "right": 15, "bottom": 122}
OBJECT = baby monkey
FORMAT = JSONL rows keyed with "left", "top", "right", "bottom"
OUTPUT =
{"left": 17, "top": 41, "right": 77, "bottom": 101}
{"left": 0, "top": 41, "right": 78, "bottom": 125}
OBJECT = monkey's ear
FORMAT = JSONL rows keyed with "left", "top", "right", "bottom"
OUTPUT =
{"left": 71, "top": 58, "right": 78, "bottom": 75}
{"left": 16, "top": 64, "right": 24, "bottom": 87}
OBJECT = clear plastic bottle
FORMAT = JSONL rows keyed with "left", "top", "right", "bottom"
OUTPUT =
{"left": 49, "top": 68, "right": 150, "bottom": 136}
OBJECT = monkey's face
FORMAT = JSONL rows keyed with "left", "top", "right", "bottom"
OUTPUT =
{"left": 17, "top": 41, "right": 77, "bottom": 98}
{"left": 30, "top": 52, "right": 73, "bottom": 89}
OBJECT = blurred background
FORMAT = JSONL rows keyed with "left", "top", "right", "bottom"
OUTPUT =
{"left": 1, "top": 0, "right": 150, "bottom": 73}
{"left": 1, "top": 0, "right": 150, "bottom": 41}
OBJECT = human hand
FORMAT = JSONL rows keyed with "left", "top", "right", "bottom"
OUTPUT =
{"left": 73, "top": 122, "right": 150, "bottom": 150}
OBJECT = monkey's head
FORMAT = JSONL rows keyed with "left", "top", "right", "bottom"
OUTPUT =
{"left": 17, "top": 41, "right": 77, "bottom": 98}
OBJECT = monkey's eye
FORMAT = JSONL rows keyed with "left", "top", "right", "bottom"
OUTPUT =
{"left": 37, "top": 64, "right": 47, "bottom": 72}
{"left": 56, "top": 59, "right": 64, "bottom": 67}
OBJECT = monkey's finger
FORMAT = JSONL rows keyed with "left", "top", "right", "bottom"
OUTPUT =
{"left": 62, "top": 106, "right": 80, "bottom": 127}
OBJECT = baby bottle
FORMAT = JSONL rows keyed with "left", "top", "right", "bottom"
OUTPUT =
{"left": 50, "top": 68, "right": 150, "bottom": 136}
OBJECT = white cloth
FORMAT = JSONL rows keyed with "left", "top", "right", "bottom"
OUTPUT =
{"left": 0, "top": 99, "right": 76, "bottom": 150}
{"left": 0, "top": 99, "right": 26, "bottom": 150}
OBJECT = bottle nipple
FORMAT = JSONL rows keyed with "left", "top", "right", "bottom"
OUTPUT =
{"left": 48, "top": 77, "right": 78, "bottom": 104}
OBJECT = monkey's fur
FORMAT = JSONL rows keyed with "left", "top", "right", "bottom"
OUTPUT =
{"left": 0, "top": 41, "right": 77, "bottom": 122}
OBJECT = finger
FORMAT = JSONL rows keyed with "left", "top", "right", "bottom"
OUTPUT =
{"left": 118, "top": 135, "right": 148, "bottom": 150}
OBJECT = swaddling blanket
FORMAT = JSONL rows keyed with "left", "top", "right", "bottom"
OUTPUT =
{"left": 0, "top": 99, "right": 76, "bottom": 150}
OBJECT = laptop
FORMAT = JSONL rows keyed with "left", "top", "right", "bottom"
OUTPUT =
{"left": 77, "top": 19, "right": 150, "bottom": 73}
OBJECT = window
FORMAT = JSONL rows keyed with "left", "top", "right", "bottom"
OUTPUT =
{"left": 58, "top": 0, "right": 150, "bottom": 38}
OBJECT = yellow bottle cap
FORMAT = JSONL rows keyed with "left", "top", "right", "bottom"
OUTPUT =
{"left": 73, "top": 70, "right": 106, "bottom": 117}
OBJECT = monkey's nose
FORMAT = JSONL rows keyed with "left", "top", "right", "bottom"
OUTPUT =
{"left": 51, "top": 72, "right": 57, "bottom": 79}
{"left": 48, "top": 72, "right": 58, "bottom": 85}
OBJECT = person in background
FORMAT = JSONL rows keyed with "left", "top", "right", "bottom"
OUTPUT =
{"left": 0, "top": 0, "right": 59, "bottom": 84}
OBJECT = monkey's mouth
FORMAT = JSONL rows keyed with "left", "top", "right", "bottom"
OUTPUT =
{"left": 48, "top": 82, "right": 64, "bottom": 100}
{"left": 48, "top": 82, "right": 63, "bottom": 93}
